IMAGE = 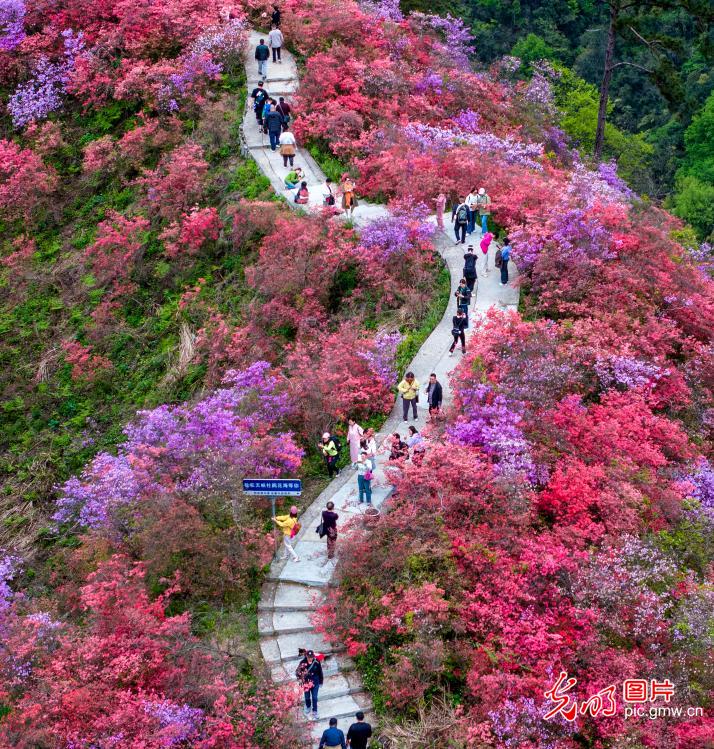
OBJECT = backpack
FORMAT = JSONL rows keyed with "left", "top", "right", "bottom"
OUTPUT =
{"left": 330, "top": 434, "right": 342, "bottom": 454}
{"left": 495, "top": 248, "right": 503, "bottom": 268}
{"left": 456, "top": 204, "right": 468, "bottom": 223}
{"left": 463, "top": 254, "right": 476, "bottom": 274}
{"left": 290, "top": 521, "right": 301, "bottom": 538}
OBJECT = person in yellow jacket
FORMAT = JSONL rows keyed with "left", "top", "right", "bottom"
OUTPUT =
{"left": 273, "top": 505, "right": 301, "bottom": 562}
{"left": 397, "top": 371, "right": 419, "bottom": 421}
{"left": 318, "top": 432, "right": 340, "bottom": 478}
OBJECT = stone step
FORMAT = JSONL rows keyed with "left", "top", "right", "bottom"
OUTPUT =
{"left": 259, "top": 581, "right": 325, "bottom": 613}
{"left": 258, "top": 609, "right": 315, "bottom": 636}
{"left": 259, "top": 630, "right": 337, "bottom": 666}
{"left": 303, "top": 692, "right": 373, "bottom": 726}
{"left": 270, "top": 652, "right": 356, "bottom": 684}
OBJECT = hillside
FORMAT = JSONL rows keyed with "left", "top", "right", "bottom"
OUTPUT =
{"left": 0, "top": 0, "right": 713, "bottom": 747}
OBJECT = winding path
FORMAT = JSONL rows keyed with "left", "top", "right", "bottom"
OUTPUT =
{"left": 242, "top": 30, "right": 519, "bottom": 742}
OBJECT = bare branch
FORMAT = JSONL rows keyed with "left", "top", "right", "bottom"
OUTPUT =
{"left": 611, "top": 61, "right": 654, "bottom": 73}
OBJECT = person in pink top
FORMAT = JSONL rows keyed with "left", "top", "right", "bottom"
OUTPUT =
{"left": 433, "top": 192, "right": 446, "bottom": 230}
{"left": 347, "top": 418, "right": 364, "bottom": 466}
{"left": 480, "top": 231, "right": 493, "bottom": 274}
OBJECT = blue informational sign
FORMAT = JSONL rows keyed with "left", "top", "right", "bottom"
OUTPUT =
{"left": 242, "top": 478, "right": 302, "bottom": 496}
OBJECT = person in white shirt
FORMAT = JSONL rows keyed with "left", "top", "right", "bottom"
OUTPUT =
{"left": 268, "top": 26, "right": 284, "bottom": 63}
{"left": 278, "top": 127, "right": 296, "bottom": 167}
{"left": 465, "top": 186, "right": 479, "bottom": 235}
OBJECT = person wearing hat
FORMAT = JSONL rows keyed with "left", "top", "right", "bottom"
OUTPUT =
{"left": 476, "top": 187, "right": 491, "bottom": 235}
{"left": 319, "top": 433, "right": 340, "bottom": 478}
{"left": 296, "top": 648, "right": 324, "bottom": 721}
{"left": 319, "top": 717, "right": 346, "bottom": 748}
{"left": 273, "top": 506, "right": 301, "bottom": 562}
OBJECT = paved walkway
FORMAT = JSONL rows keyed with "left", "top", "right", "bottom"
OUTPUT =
{"left": 243, "top": 29, "right": 519, "bottom": 744}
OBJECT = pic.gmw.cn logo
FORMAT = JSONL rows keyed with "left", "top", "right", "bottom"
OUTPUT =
{"left": 543, "top": 671, "right": 704, "bottom": 721}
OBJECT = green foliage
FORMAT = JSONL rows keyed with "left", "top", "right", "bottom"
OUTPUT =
{"left": 307, "top": 141, "right": 347, "bottom": 184}
{"left": 511, "top": 33, "right": 557, "bottom": 70}
{"left": 671, "top": 176, "right": 714, "bottom": 240}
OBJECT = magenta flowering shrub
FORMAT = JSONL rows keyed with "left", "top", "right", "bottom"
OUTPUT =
{"left": 0, "top": 0, "right": 24, "bottom": 52}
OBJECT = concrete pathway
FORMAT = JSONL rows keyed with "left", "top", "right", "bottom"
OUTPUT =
{"left": 243, "top": 29, "right": 519, "bottom": 744}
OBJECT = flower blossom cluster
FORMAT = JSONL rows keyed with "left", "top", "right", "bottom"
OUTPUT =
{"left": 143, "top": 699, "right": 205, "bottom": 745}
{"left": 0, "top": 0, "right": 25, "bottom": 51}
{"left": 357, "top": 330, "right": 403, "bottom": 387}
{"left": 594, "top": 355, "right": 663, "bottom": 391}
{"left": 8, "top": 29, "right": 84, "bottom": 128}
{"left": 360, "top": 0, "right": 403, "bottom": 21}
{"left": 358, "top": 212, "right": 435, "bottom": 260}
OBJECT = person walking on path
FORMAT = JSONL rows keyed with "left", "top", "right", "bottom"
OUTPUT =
{"left": 398, "top": 371, "right": 419, "bottom": 421}
{"left": 340, "top": 175, "right": 358, "bottom": 217}
{"left": 264, "top": 105, "right": 283, "bottom": 150}
{"left": 278, "top": 127, "right": 296, "bottom": 166}
{"left": 261, "top": 98, "right": 274, "bottom": 133}
{"left": 463, "top": 245, "right": 477, "bottom": 291}
{"left": 319, "top": 718, "right": 346, "bottom": 749}
{"left": 465, "top": 187, "right": 479, "bottom": 235}
{"left": 296, "top": 649, "right": 324, "bottom": 721}
{"left": 449, "top": 308, "right": 467, "bottom": 356}
{"left": 455, "top": 277, "right": 471, "bottom": 328}
{"left": 452, "top": 196, "right": 469, "bottom": 245}
{"left": 425, "top": 373, "right": 443, "bottom": 418}
{"left": 272, "top": 506, "right": 301, "bottom": 562}
{"left": 271, "top": 4, "right": 281, "bottom": 27}
{"left": 268, "top": 26, "right": 283, "bottom": 63}
{"left": 318, "top": 432, "right": 340, "bottom": 477}
{"left": 500, "top": 238, "right": 512, "bottom": 286}
{"left": 433, "top": 192, "right": 446, "bottom": 230}
{"left": 347, "top": 418, "right": 364, "bottom": 466}
{"left": 356, "top": 451, "right": 374, "bottom": 504}
{"left": 321, "top": 501, "right": 339, "bottom": 559}
{"left": 250, "top": 81, "right": 269, "bottom": 126}
{"left": 476, "top": 187, "right": 491, "bottom": 235}
{"left": 276, "top": 96, "right": 291, "bottom": 130}
{"left": 255, "top": 38, "right": 270, "bottom": 79}
{"left": 284, "top": 166, "right": 304, "bottom": 189}
{"left": 480, "top": 231, "right": 493, "bottom": 275}
{"left": 346, "top": 712, "right": 372, "bottom": 749}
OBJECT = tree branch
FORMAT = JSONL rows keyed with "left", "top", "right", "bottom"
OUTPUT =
{"left": 611, "top": 61, "right": 654, "bottom": 73}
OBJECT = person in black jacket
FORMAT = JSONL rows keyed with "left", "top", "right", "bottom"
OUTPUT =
{"left": 463, "top": 245, "right": 477, "bottom": 291}
{"left": 449, "top": 309, "right": 467, "bottom": 355}
{"left": 296, "top": 649, "right": 324, "bottom": 720}
{"left": 346, "top": 712, "right": 373, "bottom": 749}
{"left": 255, "top": 39, "right": 270, "bottom": 79}
{"left": 321, "top": 501, "right": 339, "bottom": 560}
{"left": 264, "top": 105, "right": 283, "bottom": 150}
{"left": 425, "top": 373, "right": 443, "bottom": 417}
{"left": 250, "top": 82, "right": 269, "bottom": 125}
{"left": 271, "top": 4, "right": 281, "bottom": 27}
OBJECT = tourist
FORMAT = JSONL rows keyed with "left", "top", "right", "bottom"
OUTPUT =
{"left": 465, "top": 186, "right": 479, "bottom": 234}
{"left": 449, "top": 308, "right": 467, "bottom": 356}
{"left": 268, "top": 25, "right": 283, "bottom": 63}
{"left": 296, "top": 649, "right": 324, "bottom": 721}
{"left": 271, "top": 3, "right": 281, "bottom": 27}
{"left": 340, "top": 175, "right": 358, "bottom": 216}
{"left": 455, "top": 277, "right": 471, "bottom": 328}
{"left": 397, "top": 371, "right": 419, "bottom": 421}
{"left": 278, "top": 127, "right": 296, "bottom": 167}
{"left": 363, "top": 427, "right": 378, "bottom": 468}
{"left": 407, "top": 425, "right": 426, "bottom": 465}
{"left": 318, "top": 432, "right": 340, "bottom": 477}
{"left": 318, "top": 718, "right": 345, "bottom": 748}
{"left": 356, "top": 450, "right": 374, "bottom": 504}
{"left": 406, "top": 425, "right": 423, "bottom": 449}
{"left": 321, "top": 501, "right": 339, "bottom": 559}
{"left": 264, "top": 105, "right": 283, "bottom": 151}
{"left": 250, "top": 81, "right": 269, "bottom": 125}
{"left": 324, "top": 178, "right": 336, "bottom": 206}
{"left": 284, "top": 166, "right": 304, "bottom": 189}
{"left": 276, "top": 96, "right": 291, "bottom": 130}
{"left": 476, "top": 187, "right": 491, "bottom": 235}
{"left": 480, "top": 231, "right": 493, "bottom": 274}
{"left": 272, "top": 506, "right": 300, "bottom": 562}
{"left": 347, "top": 418, "right": 364, "bottom": 466}
{"left": 500, "top": 237, "right": 512, "bottom": 286}
{"left": 433, "top": 192, "right": 446, "bottom": 230}
{"left": 295, "top": 180, "right": 310, "bottom": 205}
{"left": 463, "top": 245, "right": 477, "bottom": 291}
{"left": 255, "top": 38, "right": 270, "bottom": 79}
{"left": 346, "top": 712, "right": 373, "bottom": 749}
{"left": 261, "top": 98, "right": 274, "bottom": 134}
{"left": 452, "top": 196, "right": 469, "bottom": 245}
{"left": 425, "top": 373, "right": 442, "bottom": 417}
{"left": 388, "top": 432, "right": 408, "bottom": 461}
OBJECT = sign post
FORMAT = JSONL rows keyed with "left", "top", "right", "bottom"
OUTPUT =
{"left": 243, "top": 479, "right": 302, "bottom": 557}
